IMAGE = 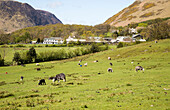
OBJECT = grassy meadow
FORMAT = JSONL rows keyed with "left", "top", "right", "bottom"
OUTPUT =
{"left": 0, "top": 46, "right": 80, "bottom": 62}
{"left": 0, "top": 39, "right": 170, "bottom": 110}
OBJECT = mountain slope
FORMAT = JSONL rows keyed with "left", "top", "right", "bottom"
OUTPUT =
{"left": 0, "top": 0, "right": 62, "bottom": 33}
{"left": 104, "top": 0, "right": 170, "bottom": 27}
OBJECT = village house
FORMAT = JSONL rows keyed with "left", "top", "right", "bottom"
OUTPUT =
{"left": 129, "top": 28, "right": 137, "bottom": 34}
{"left": 43, "top": 37, "right": 64, "bottom": 44}
{"left": 66, "top": 36, "right": 86, "bottom": 44}
{"left": 132, "top": 34, "right": 146, "bottom": 42}
{"left": 115, "top": 36, "right": 133, "bottom": 43}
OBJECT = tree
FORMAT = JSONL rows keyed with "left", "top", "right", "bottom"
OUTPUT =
{"left": 141, "top": 21, "right": 170, "bottom": 41}
{"left": 128, "top": 22, "right": 138, "bottom": 28}
{"left": 0, "top": 54, "right": 4, "bottom": 66}
{"left": 13, "top": 52, "right": 21, "bottom": 65}
{"left": 50, "top": 30, "right": 57, "bottom": 37}
{"left": 27, "top": 47, "right": 37, "bottom": 62}
{"left": 37, "top": 38, "right": 40, "bottom": 43}
{"left": 24, "top": 32, "right": 31, "bottom": 43}
{"left": 63, "top": 38, "right": 67, "bottom": 44}
{"left": 90, "top": 43, "right": 99, "bottom": 53}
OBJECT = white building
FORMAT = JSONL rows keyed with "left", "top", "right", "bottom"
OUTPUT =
{"left": 66, "top": 36, "right": 78, "bottom": 43}
{"left": 116, "top": 36, "right": 132, "bottom": 42}
{"left": 132, "top": 34, "right": 146, "bottom": 42}
{"left": 43, "top": 37, "right": 64, "bottom": 44}
{"left": 129, "top": 28, "right": 137, "bottom": 33}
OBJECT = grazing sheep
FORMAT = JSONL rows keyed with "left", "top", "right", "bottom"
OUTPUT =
{"left": 36, "top": 63, "right": 40, "bottom": 66}
{"left": 38, "top": 79, "right": 46, "bottom": 85}
{"left": 49, "top": 76, "right": 55, "bottom": 80}
{"left": 107, "top": 68, "right": 113, "bottom": 72}
{"left": 110, "top": 63, "right": 113, "bottom": 66}
{"left": 37, "top": 68, "right": 41, "bottom": 71}
{"left": 20, "top": 76, "right": 24, "bottom": 81}
{"left": 135, "top": 66, "right": 144, "bottom": 72}
{"left": 54, "top": 73, "right": 66, "bottom": 82}
{"left": 93, "top": 60, "right": 98, "bottom": 63}
{"left": 79, "top": 59, "right": 82, "bottom": 63}
{"left": 108, "top": 57, "right": 111, "bottom": 60}
{"left": 84, "top": 63, "right": 87, "bottom": 67}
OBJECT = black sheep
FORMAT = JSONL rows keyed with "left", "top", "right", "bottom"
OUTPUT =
{"left": 38, "top": 79, "right": 46, "bottom": 85}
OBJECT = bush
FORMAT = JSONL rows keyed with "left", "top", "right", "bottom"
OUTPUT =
{"left": 90, "top": 43, "right": 100, "bottom": 53}
{"left": 0, "top": 55, "right": 4, "bottom": 66}
{"left": 13, "top": 52, "right": 21, "bottom": 65}
{"left": 67, "top": 44, "right": 74, "bottom": 47}
{"left": 117, "top": 42, "right": 124, "bottom": 48}
{"left": 15, "top": 44, "right": 25, "bottom": 47}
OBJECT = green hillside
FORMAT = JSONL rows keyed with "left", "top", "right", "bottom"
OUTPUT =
{"left": 0, "top": 39, "right": 169, "bottom": 109}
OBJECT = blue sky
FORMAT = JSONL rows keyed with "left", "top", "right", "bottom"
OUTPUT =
{"left": 16, "top": 0, "right": 136, "bottom": 26}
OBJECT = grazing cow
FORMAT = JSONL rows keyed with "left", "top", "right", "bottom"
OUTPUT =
{"left": 37, "top": 68, "right": 41, "bottom": 71}
{"left": 20, "top": 76, "right": 24, "bottom": 81}
{"left": 108, "top": 57, "right": 111, "bottom": 60}
{"left": 110, "top": 62, "right": 113, "bottom": 66}
{"left": 38, "top": 79, "right": 46, "bottom": 85}
{"left": 107, "top": 68, "right": 113, "bottom": 72}
{"left": 54, "top": 73, "right": 66, "bottom": 82}
{"left": 135, "top": 66, "right": 144, "bottom": 72}
{"left": 84, "top": 63, "right": 87, "bottom": 67}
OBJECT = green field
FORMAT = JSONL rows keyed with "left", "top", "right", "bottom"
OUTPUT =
{"left": 0, "top": 46, "right": 79, "bottom": 62}
{"left": 0, "top": 39, "right": 169, "bottom": 109}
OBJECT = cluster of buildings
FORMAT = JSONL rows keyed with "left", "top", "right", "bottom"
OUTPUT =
{"left": 42, "top": 34, "right": 146, "bottom": 44}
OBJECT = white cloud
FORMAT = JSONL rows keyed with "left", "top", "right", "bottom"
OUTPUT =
{"left": 47, "top": 1, "right": 63, "bottom": 8}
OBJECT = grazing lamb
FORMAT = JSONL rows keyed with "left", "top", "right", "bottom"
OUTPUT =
{"left": 135, "top": 66, "right": 144, "bottom": 72}
{"left": 107, "top": 68, "right": 113, "bottom": 72}
{"left": 94, "top": 60, "right": 98, "bottom": 63}
{"left": 108, "top": 57, "right": 111, "bottom": 60}
{"left": 84, "top": 63, "right": 87, "bottom": 67}
{"left": 54, "top": 73, "right": 66, "bottom": 82}
{"left": 20, "top": 76, "right": 24, "bottom": 81}
{"left": 38, "top": 79, "right": 46, "bottom": 85}
{"left": 110, "top": 62, "right": 113, "bottom": 66}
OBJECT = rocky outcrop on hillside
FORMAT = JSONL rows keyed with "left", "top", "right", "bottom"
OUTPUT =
{"left": 104, "top": 0, "right": 170, "bottom": 27}
{"left": 0, "top": 0, "right": 62, "bottom": 33}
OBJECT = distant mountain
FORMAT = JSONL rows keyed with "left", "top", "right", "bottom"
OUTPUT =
{"left": 0, "top": 0, "right": 62, "bottom": 33}
{"left": 104, "top": 0, "right": 170, "bottom": 27}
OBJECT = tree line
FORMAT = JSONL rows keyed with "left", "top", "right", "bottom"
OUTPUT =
{"left": 0, "top": 17, "right": 169, "bottom": 45}
{"left": 6, "top": 44, "right": 108, "bottom": 66}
